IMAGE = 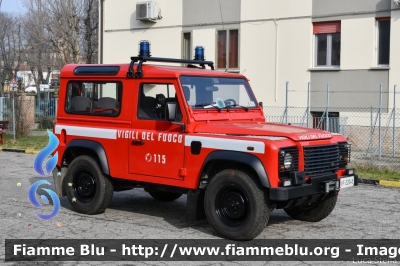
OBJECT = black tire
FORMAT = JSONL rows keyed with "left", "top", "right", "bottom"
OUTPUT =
{"left": 204, "top": 169, "right": 269, "bottom": 240}
{"left": 65, "top": 155, "right": 113, "bottom": 214}
{"left": 284, "top": 194, "right": 338, "bottom": 222}
{"left": 148, "top": 191, "right": 182, "bottom": 201}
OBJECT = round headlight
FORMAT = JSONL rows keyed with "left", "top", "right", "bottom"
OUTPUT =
{"left": 284, "top": 153, "right": 292, "bottom": 169}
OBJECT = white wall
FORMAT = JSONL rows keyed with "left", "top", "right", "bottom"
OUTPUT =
{"left": 103, "top": 0, "right": 183, "bottom": 63}
{"left": 101, "top": 0, "right": 400, "bottom": 111}
{"left": 241, "top": 0, "right": 312, "bottom": 20}
{"left": 240, "top": 0, "right": 312, "bottom": 107}
{"left": 192, "top": 29, "right": 216, "bottom": 62}
{"left": 341, "top": 17, "right": 375, "bottom": 70}
{"left": 389, "top": 8, "right": 400, "bottom": 109}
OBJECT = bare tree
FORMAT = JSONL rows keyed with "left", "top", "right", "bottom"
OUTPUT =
{"left": 22, "top": 1, "right": 51, "bottom": 101}
{"left": 0, "top": 12, "right": 23, "bottom": 96}
{"left": 80, "top": 0, "right": 99, "bottom": 63}
{"left": 23, "top": 0, "right": 99, "bottom": 65}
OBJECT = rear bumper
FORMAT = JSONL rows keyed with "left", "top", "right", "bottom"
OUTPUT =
{"left": 52, "top": 167, "right": 66, "bottom": 197}
{"left": 269, "top": 174, "right": 358, "bottom": 201}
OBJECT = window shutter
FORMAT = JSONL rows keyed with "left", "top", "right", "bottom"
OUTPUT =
{"left": 313, "top": 21, "right": 341, "bottom": 34}
{"left": 376, "top": 17, "right": 390, "bottom": 21}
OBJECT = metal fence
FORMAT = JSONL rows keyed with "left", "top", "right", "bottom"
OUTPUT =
{"left": 265, "top": 82, "right": 400, "bottom": 171}
{"left": 1, "top": 86, "right": 400, "bottom": 172}
{"left": 264, "top": 106, "right": 400, "bottom": 171}
{"left": 0, "top": 96, "right": 57, "bottom": 140}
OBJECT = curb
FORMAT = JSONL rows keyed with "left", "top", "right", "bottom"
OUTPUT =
{"left": 1, "top": 148, "right": 40, "bottom": 154}
{"left": 358, "top": 178, "right": 380, "bottom": 185}
{"left": 25, "top": 149, "right": 40, "bottom": 155}
{"left": 354, "top": 178, "right": 400, "bottom": 189}
{"left": 379, "top": 180, "right": 400, "bottom": 188}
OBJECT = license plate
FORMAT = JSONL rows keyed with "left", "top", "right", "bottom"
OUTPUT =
{"left": 340, "top": 176, "right": 354, "bottom": 189}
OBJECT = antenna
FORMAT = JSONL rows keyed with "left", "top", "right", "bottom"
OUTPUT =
{"left": 219, "top": 1, "right": 227, "bottom": 72}
{"left": 219, "top": 1, "right": 224, "bottom": 30}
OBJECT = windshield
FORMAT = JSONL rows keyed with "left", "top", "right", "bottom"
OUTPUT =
{"left": 179, "top": 76, "right": 258, "bottom": 109}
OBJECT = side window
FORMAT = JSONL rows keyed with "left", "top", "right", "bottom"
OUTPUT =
{"left": 137, "top": 83, "right": 182, "bottom": 121}
{"left": 65, "top": 81, "right": 122, "bottom": 116}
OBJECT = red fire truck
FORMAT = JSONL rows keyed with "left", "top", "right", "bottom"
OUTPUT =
{"left": 53, "top": 41, "right": 357, "bottom": 240}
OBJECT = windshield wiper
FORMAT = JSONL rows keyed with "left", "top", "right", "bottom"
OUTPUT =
{"left": 229, "top": 104, "right": 249, "bottom": 112}
{"left": 194, "top": 103, "right": 222, "bottom": 112}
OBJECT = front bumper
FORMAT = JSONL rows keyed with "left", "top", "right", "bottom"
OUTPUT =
{"left": 269, "top": 174, "right": 358, "bottom": 201}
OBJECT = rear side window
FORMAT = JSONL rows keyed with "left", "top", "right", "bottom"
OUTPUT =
{"left": 65, "top": 81, "right": 122, "bottom": 116}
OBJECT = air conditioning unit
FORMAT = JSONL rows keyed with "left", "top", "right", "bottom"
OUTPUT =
{"left": 136, "top": 1, "right": 160, "bottom": 22}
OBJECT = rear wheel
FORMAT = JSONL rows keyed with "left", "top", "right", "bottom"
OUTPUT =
{"left": 204, "top": 169, "right": 269, "bottom": 240}
{"left": 65, "top": 155, "right": 113, "bottom": 214}
{"left": 284, "top": 193, "right": 338, "bottom": 222}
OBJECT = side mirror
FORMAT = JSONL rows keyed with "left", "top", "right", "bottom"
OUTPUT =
{"left": 166, "top": 102, "right": 177, "bottom": 121}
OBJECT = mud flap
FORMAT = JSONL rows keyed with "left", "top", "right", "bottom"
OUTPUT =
{"left": 186, "top": 189, "right": 206, "bottom": 222}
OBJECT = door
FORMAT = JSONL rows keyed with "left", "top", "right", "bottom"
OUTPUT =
{"left": 128, "top": 80, "right": 186, "bottom": 180}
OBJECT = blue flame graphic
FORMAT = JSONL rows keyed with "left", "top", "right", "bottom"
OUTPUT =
{"left": 30, "top": 130, "right": 60, "bottom": 220}
{"left": 34, "top": 130, "right": 59, "bottom": 176}
{"left": 28, "top": 180, "right": 60, "bottom": 220}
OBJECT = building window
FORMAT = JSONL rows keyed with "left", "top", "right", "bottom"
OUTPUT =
{"left": 182, "top": 32, "right": 191, "bottom": 60}
{"left": 376, "top": 18, "right": 390, "bottom": 66}
{"left": 313, "top": 21, "right": 341, "bottom": 67}
{"left": 217, "top": 29, "right": 239, "bottom": 69}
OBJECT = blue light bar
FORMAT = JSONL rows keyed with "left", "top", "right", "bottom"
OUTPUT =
{"left": 138, "top": 41, "right": 151, "bottom": 57}
{"left": 194, "top": 46, "right": 205, "bottom": 61}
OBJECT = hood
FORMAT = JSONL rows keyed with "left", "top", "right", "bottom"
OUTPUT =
{"left": 194, "top": 122, "right": 333, "bottom": 141}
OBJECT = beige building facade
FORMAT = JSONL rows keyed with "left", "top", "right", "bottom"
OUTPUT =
{"left": 100, "top": 0, "right": 400, "bottom": 110}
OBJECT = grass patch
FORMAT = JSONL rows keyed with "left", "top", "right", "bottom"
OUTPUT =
{"left": 352, "top": 164, "right": 400, "bottom": 182}
{"left": 1, "top": 134, "right": 48, "bottom": 151}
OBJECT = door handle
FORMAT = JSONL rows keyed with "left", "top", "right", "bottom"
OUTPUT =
{"left": 132, "top": 140, "right": 145, "bottom": 145}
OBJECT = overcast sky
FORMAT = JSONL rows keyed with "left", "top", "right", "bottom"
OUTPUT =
{"left": 1, "top": 0, "right": 25, "bottom": 14}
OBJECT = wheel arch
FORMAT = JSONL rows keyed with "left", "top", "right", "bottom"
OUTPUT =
{"left": 198, "top": 151, "right": 270, "bottom": 188}
{"left": 63, "top": 139, "right": 110, "bottom": 175}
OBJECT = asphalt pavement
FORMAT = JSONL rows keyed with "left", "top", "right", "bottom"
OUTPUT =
{"left": 1, "top": 151, "right": 400, "bottom": 266}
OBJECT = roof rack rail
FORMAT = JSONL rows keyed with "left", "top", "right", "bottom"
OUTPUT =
{"left": 126, "top": 56, "right": 215, "bottom": 78}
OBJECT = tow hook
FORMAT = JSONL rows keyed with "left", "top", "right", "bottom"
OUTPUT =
{"left": 322, "top": 180, "right": 340, "bottom": 193}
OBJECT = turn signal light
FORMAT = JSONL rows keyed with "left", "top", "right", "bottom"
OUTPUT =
{"left": 282, "top": 179, "right": 292, "bottom": 187}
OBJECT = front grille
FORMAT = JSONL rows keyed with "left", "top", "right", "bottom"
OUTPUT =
{"left": 303, "top": 144, "right": 340, "bottom": 177}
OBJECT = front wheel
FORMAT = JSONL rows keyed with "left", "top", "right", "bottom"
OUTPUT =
{"left": 284, "top": 193, "right": 338, "bottom": 222}
{"left": 65, "top": 155, "right": 113, "bottom": 214}
{"left": 204, "top": 169, "right": 269, "bottom": 240}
